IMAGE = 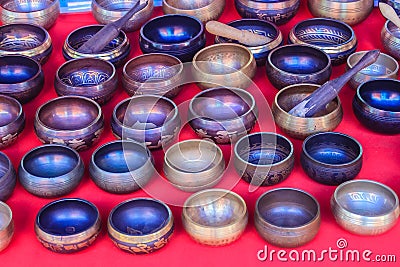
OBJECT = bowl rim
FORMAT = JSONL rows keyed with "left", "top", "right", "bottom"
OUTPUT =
{"left": 0, "top": 94, "right": 24, "bottom": 131}
{"left": 385, "top": 20, "right": 400, "bottom": 38}
{"left": 0, "top": 0, "right": 59, "bottom": 13}
{"left": 0, "top": 55, "right": 43, "bottom": 86}
{"left": 347, "top": 51, "right": 399, "bottom": 77}
{"left": 0, "top": 200, "right": 12, "bottom": 231}
{"left": 235, "top": 0, "right": 299, "bottom": 9}
{"left": 91, "top": 0, "right": 153, "bottom": 14}
{"left": 162, "top": 0, "right": 220, "bottom": 12}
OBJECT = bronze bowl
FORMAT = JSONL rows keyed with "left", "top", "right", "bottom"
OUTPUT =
{"left": 0, "top": 94, "right": 25, "bottom": 149}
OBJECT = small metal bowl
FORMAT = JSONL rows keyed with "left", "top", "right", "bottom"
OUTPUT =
{"left": 234, "top": 0, "right": 300, "bottom": 25}
{"left": 122, "top": 53, "right": 183, "bottom": 99}
{"left": 0, "top": 152, "right": 16, "bottom": 202}
{"left": 108, "top": 198, "right": 174, "bottom": 254}
{"left": 0, "top": 0, "right": 60, "bottom": 29}
{"left": 215, "top": 19, "right": 283, "bottom": 66}
{"left": 63, "top": 25, "right": 131, "bottom": 67}
{"left": 34, "top": 96, "right": 104, "bottom": 151}
{"left": 89, "top": 140, "right": 155, "bottom": 194}
{"left": 301, "top": 132, "right": 363, "bottom": 186}
{"left": 234, "top": 132, "right": 294, "bottom": 186}
{"left": 331, "top": 180, "right": 400, "bottom": 235}
{"left": 266, "top": 44, "right": 332, "bottom": 90}
{"left": 0, "top": 201, "right": 14, "bottom": 252}
{"left": 272, "top": 84, "right": 343, "bottom": 139}
{"left": 182, "top": 189, "right": 248, "bottom": 246}
{"left": 192, "top": 43, "right": 256, "bottom": 90}
{"left": 381, "top": 21, "right": 400, "bottom": 61}
{"left": 54, "top": 58, "right": 118, "bottom": 105}
{"left": 163, "top": 139, "right": 225, "bottom": 192}
{"left": 35, "top": 198, "right": 101, "bottom": 253}
{"left": 162, "top": 0, "right": 225, "bottom": 23}
{"left": 0, "top": 55, "right": 44, "bottom": 104}
{"left": 288, "top": 18, "right": 357, "bottom": 65}
{"left": 352, "top": 79, "right": 400, "bottom": 134}
{"left": 111, "top": 95, "right": 181, "bottom": 149}
{"left": 188, "top": 87, "right": 258, "bottom": 144}
{"left": 139, "top": 14, "right": 206, "bottom": 62}
{"left": 255, "top": 188, "right": 320, "bottom": 247}
{"left": 19, "top": 144, "right": 84, "bottom": 198}
{"left": 0, "top": 95, "right": 25, "bottom": 149}
{"left": 0, "top": 23, "right": 52, "bottom": 64}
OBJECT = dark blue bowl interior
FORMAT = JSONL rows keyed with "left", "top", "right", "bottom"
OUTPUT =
{"left": 0, "top": 96, "right": 20, "bottom": 127}
{"left": 358, "top": 80, "right": 400, "bottom": 112}
{"left": 110, "top": 199, "right": 169, "bottom": 235}
{"left": 0, "top": 24, "right": 46, "bottom": 52}
{"left": 37, "top": 199, "right": 98, "bottom": 236}
{"left": 0, "top": 56, "right": 39, "bottom": 83}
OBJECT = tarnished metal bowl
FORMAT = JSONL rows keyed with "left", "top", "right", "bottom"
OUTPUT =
{"left": 162, "top": 0, "right": 225, "bottom": 23}
{"left": 0, "top": 152, "right": 16, "bottom": 201}
{"left": 0, "top": 95, "right": 25, "bottom": 149}
{"left": 381, "top": 21, "right": 400, "bottom": 61}
{"left": 0, "top": 201, "right": 13, "bottom": 252}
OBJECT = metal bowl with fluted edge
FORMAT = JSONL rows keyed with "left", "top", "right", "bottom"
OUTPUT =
{"left": 139, "top": 14, "right": 205, "bottom": 62}
{"left": 162, "top": 0, "right": 225, "bottom": 23}
{"left": 288, "top": 18, "right": 357, "bottom": 65}
{"left": 34, "top": 96, "right": 104, "bottom": 151}
{"left": 111, "top": 95, "right": 181, "bottom": 149}
{"left": 0, "top": 95, "right": 25, "bottom": 149}
{"left": 182, "top": 189, "right": 248, "bottom": 246}
{"left": 54, "top": 58, "right": 118, "bottom": 105}
{"left": 107, "top": 198, "right": 174, "bottom": 254}
{"left": 0, "top": 55, "right": 44, "bottom": 104}
{"left": 331, "top": 180, "right": 400, "bottom": 235}
{"left": 255, "top": 188, "right": 321, "bottom": 247}
{"left": 0, "top": 201, "right": 13, "bottom": 252}
{"left": 272, "top": 84, "right": 343, "bottom": 139}
{"left": 0, "top": 152, "right": 16, "bottom": 202}
{"left": 234, "top": 132, "right": 294, "bottom": 186}
{"left": 266, "top": 44, "right": 332, "bottom": 90}
{"left": 35, "top": 198, "right": 101, "bottom": 253}
{"left": 89, "top": 140, "right": 155, "bottom": 194}
{"left": 18, "top": 144, "right": 84, "bottom": 198}
{"left": 301, "top": 132, "right": 363, "bottom": 186}
{"left": 381, "top": 21, "right": 400, "bottom": 61}
{"left": 188, "top": 87, "right": 258, "bottom": 144}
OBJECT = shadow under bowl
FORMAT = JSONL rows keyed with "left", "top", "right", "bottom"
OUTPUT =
{"left": 162, "top": 0, "right": 225, "bottom": 23}
{"left": 0, "top": 94, "right": 25, "bottom": 149}
{"left": 0, "top": 152, "right": 16, "bottom": 202}
{"left": 0, "top": 201, "right": 13, "bottom": 252}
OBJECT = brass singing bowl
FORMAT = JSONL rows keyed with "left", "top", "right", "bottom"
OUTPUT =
{"left": 0, "top": 201, "right": 13, "bottom": 252}
{"left": 162, "top": 0, "right": 225, "bottom": 23}
{"left": 381, "top": 21, "right": 400, "bottom": 61}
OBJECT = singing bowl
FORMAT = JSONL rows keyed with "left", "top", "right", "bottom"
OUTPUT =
{"left": 89, "top": 140, "right": 155, "bottom": 194}
{"left": 139, "top": 14, "right": 206, "bottom": 62}
{"left": 234, "top": 132, "right": 294, "bottom": 186}
{"left": 307, "top": 0, "right": 373, "bottom": 26}
{"left": 301, "top": 132, "right": 363, "bottom": 186}
{"left": 54, "top": 58, "right": 118, "bottom": 105}
{"left": 122, "top": 53, "right": 183, "bottom": 99}
{"left": 381, "top": 21, "right": 400, "bottom": 61}
{"left": 266, "top": 44, "right": 332, "bottom": 90}
{"left": 34, "top": 96, "right": 104, "bottom": 151}
{"left": 63, "top": 25, "right": 131, "bottom": 67}
{"left": 331, "top": 180, "right": 400, "bottom": 235}
{"left": 108, "top": 198, "right": 174, "bottom": 254}
{"left": 35, "top": 198, "right": 101, "bottom": 253}
{"left": 18, "top": 144, "right": 84, "bottom": 198}
{"left": 0, "top": 23, "right": 52, "bottom": 64}
{"left": 352, "top": 79, "right": 400, "bottom": 134}
{"left": 0, "top": 94, "right": 25, "bottom": 149}
{"left": 288, "top": 18, "right": 357, "bottom": 65}
{"left": 188, "top": 87, "right": 258, "bottom": 144}
{"left": 182, "top": 189, "right": 248, "bottom": 246}
{"left": 92, "top": 0, "right": 154, "bottom": 32}
{"left": 111, "top": 95, "right": 181, "bottom": 149}
{"left": 0, "top": 0, "right": 60, "bottom": 29}
{"left": 0, "top": 201, "right": 13, "bottom": 252}
{"left": 215, "top": 19, "right": 283, "bottom": 66}
{"left": 163, "top": 139, "right": 225, "bottom": 192}
{"left": 234, "top": 0, "right": 300, "bottom": 25}
{"left": 255, "top": 188, "right": 320, "bottom": 247}
{"left": 0, "top": 55, "right": 44, "bottom": 104}
{"left": 0, "top": 152, "right": 16, "bottom": 202}
{"left": 192, "top": 43, "right": 256, "bottom": 90}
{"left": 272, "top": 84, "right": 343, "bottom": 139}
{"left": 162, "top": 0, "right": 225, "bottom": 23}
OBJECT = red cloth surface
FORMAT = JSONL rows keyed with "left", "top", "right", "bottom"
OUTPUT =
{"left": 2, "top": 0, "right": 400, "bottom": 266}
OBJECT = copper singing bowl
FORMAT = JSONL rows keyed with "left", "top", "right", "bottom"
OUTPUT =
{"left": 381, "top": 21, "right": 400, "bottom": 61}
{"left": 162, "top": 0, "right": 225, "bottom": 23}
{"left": 0, "top": 94, "right": 25, "bottom": 149}
{"left": 0, "top": 201, "right": 13, "bottom": 252}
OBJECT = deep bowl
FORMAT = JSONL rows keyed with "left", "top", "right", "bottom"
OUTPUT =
{"left": 331, "top": 180, "right": 400, "bottom": 235}
{"left": 266, "top": 44, "right": 332, "bottom": 90}
{"left": 182, "top": 189, "right": 248, "bottom": 246}
{"left": 0, "top": 152, "right": 16, "bottom": 202}
{"left": 162, "top": 0, "right": 225, "bottom": 23}
{"left": 301, "top": 132, "right": 363, "bottom": 185}
{"left": 139, "top": 14, "right": 206, "bottom": 62}
{"left": 89, "top": 140, "right": 155, "bottom": 194}
{"left": 188, "top": 87, "right": 258, "bottom": 144}
{"left": 0, "top": 94, "right": 25, "bottom": 149}
{"left": 288, "top": 18, "right": 357, "bottom": 65}
{"left": 35, "top": 198, "right": 101, "bottom": 253}
{"left": 54, "top": 57, "right": 118, "bottom": 105}
{"left": 234, "top": 132, "right": 294, "bottom": 186}
{"left": 34, "top": 96, "right": 104, "bottom": 151}
{"left": 255, "top": 188, "right": 321, "bottom": 247}
{"left": 0, "top": 201, "right": 13, "bottom": 252}
{"left": 108, "top": 198, "right": 174, "bottom": 254}
{"left": 381, "top": 21, "right": 400, "bottom": 61}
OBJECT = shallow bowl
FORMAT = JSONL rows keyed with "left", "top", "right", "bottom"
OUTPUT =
{"left": 0, "top": 152, "right": 16, "bottom": 202}
{"left": 162, "top": 0, "right": 225, "bottom": 23}
{"left": 0, "top": 95, "right": 25, "bottom": 149}
{"left": 381, "top": 21, "right": 400, "bottom": 61}
{"left": 0, "top": 201, "right": 13, "bottom": 252}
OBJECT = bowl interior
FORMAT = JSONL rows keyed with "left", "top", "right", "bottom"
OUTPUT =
{"left": 1, "top": 0, "right": 54, "bottom": 12}
{"left": 387, "top": 21, "right": 400, "bottom": 38}
{"left": 348, "top": 52, "right": 398, "bottom": 77}
{"left": 0, "top": 202, "right": 11, "bottom": 230}
{"left": 0, "top": 96, "right": 20, "bottom": 127}
{"left": 111, "top": 199, "right": 169, "bottom": 235}
{"left": 0, "top": 24, "right": 46, "bottom": 51}
{"left": 0, "top": 56, "right": 39, "bottom": 84}
{"left": 358, "top": 80, "right": 400, "bottom": 112}
{"left": 0, "top": 153, "right": 10, "bottom": 179}
{"left": 165, "top": 0, "right": 213, "bottom": 9}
